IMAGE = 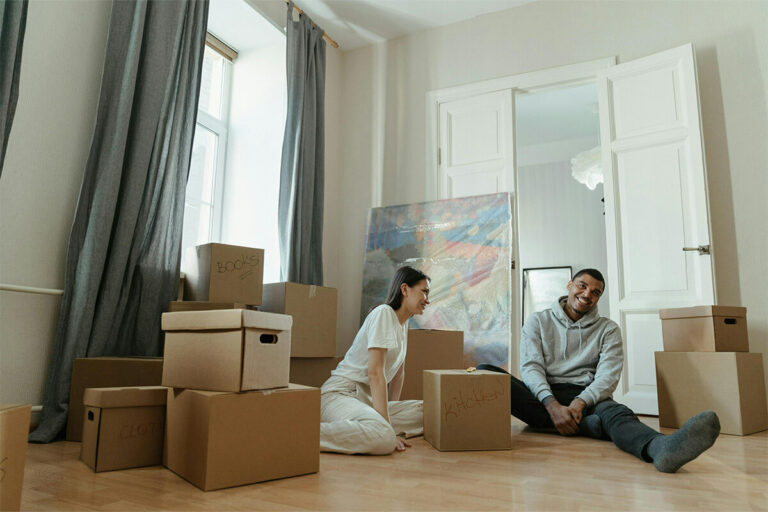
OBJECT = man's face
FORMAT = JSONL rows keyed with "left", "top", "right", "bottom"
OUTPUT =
{"left": 565, "top": 274, "right": 604, "bottom": 317}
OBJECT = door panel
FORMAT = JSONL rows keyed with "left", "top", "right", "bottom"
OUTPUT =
{"left": 599, "top": 43, "right": 715, "bottom": 414}
{"left": 623, "top": 311, "right": 666, "bottom": 413}
{"left": 617, "top": 144, "right": 688, "bottom": 295}
{"left": 612, "top": 67, "right": 681, "bottom": 136}
{"left": 449, "top": 172, "right": 501, "bottom": 197}
{"left": 448, "top": 109, "right": 503, "bottom": 166}
{"left": 438, "top": 90, "right": 514, "bottom": 199}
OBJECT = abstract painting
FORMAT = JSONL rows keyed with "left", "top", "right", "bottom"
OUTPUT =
{"left": 361, "top": 193, "right": 513, "bottom": 369}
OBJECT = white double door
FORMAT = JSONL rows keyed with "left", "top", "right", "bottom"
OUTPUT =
{"left": 436, "top": 44, "right": 715, "bottom": 414}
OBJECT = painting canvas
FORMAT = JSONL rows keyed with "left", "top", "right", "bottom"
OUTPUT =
{"left": 361, "top": 193, "right": 513, "bottom": 369}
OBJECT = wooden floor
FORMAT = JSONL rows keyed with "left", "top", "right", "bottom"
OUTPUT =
{"left": 21, "top": 417, "right": 768, "bottom": 511}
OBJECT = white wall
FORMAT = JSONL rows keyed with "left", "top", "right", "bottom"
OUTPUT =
{"left": 0, "top": 0, "right": 111, "bottom": 407}
{"left": 517, "top": 160, "right": 609, "bottom": 316}
{"left": 331, "top": 45, "right": 376, "bottom": 354}
{"left": 336, "top": 0, "right": 768, "bottom": 396}
{"left": 220, "top": 42, "right": 286, "bottom": 284}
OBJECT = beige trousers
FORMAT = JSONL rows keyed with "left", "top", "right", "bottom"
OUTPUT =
{"left": 320, "top": 375, "right": 423, "bottom": 455}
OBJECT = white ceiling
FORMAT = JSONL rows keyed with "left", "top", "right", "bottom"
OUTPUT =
{"left": 516, "top": 82, "right": 601, "bottom": 147}
{"left": 235, "top": 0, "right": 536, "bottom": 51}
{"left": 208, "top": 0, "right": 285, "bottom": 52}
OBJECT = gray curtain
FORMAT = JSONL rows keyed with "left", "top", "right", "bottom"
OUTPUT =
{"left": 30, "top": 0, "right": 208, "bottom": 443}
{"left": 278, "top": 1, "right": 326, "bottom": 285}
{"left": 0, "top": 0, "right": 29, "bottom": 177}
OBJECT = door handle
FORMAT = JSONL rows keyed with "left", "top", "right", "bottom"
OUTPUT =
{"left": 682, "top": 244, "right": 710, "bottom": 255}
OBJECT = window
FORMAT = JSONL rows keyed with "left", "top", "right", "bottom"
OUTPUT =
{"left": 181, "top": 45, "right": 231, "bottom": 260}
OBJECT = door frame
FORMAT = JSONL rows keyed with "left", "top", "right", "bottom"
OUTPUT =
{"left": 426, "top": 57, "right": 615, "bottom": 373}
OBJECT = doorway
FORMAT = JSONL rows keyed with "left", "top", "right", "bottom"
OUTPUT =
{"left": 515, "top": 82, "right": 609, "bottom": 320}
{"left": 430, "top": 45, "right": 715, "bottom": 414}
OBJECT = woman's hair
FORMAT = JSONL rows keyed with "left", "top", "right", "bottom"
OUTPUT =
{"left": 384, "top": 266, "right": 430, "bottom": 311}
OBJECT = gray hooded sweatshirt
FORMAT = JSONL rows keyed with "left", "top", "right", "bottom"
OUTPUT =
{"left": 520, "top": 296, "right": 623, "bottom": 407}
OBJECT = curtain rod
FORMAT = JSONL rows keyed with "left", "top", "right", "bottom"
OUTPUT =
{"left": 285, "top": 0, "right": 339, "bottom": 49}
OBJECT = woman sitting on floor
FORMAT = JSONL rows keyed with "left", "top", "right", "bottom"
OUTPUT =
{"left": 320, "top": 266, "right": 430, "bottom": 454}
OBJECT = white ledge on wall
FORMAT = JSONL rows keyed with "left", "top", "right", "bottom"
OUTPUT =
{"left": 0, "top": 283, "right": 65, "bottom": 296}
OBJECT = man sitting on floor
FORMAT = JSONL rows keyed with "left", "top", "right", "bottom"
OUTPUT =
{"left": 479, "top": 268, "right": 720, "bottom": 473}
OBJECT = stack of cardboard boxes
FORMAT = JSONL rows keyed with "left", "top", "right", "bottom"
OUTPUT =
{"left": 76, "top": 242, "right": 340, "bottom": 492}
{"left": 162, "top": 243, "right": 321, "bottom": 490}
{"left": 655, "top": 306, "right": 768, "bottom": 435}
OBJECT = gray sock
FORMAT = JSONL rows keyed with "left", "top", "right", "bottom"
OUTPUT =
{"left": 579, "top": 414, "right": 603, "bottom": 439}
{"left": 647, "top": 411, "right": 721, "bottom": 473}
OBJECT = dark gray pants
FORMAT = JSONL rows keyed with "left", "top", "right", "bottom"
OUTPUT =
{"left": 478, "top": 364, "right": 661, "bottom": 461}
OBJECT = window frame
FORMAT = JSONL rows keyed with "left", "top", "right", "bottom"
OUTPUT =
{"left": 192, "top": 46, "right": 233, "bottom": 245}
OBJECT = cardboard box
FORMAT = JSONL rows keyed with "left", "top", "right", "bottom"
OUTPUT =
{"left": 162, "top": 309, "right": 292, "bottom": 392}
{"left": 80, "top": 387, "right": 166, "bottom": 472}
{"left": 261, "top": 282, "right": 337, "bottom": 357}
{"left": 423, "top": 370, "right": 511, "bottom": 451}
{"left": 168, "top": 301, "right": 254, "bottom": 312}
{"left": 655, "top": 352, "right": 768, "bottom": 435}
{"left": 289, "top": 357, "right": 341, "bottom": 388}
{"left": 183, "top": 243, "right": 264, "bottom": 305}
{"left": 401, "top": 330, "right": 464, "bottom": 400}
{"left": 0, "top": 404, "right": 31, "bottom": 511}
{"left": 67, "top": 357, "right": 163, "bottom": 442}
{"left": 659, "top": 306, "right": 748, "bottom": 352}
{"left": 164, "top": 385, "right": 320, "bottom": 491}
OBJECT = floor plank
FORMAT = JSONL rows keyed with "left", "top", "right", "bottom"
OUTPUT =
{"left": 21, "top": 417, "right": 768, "bottom": 511}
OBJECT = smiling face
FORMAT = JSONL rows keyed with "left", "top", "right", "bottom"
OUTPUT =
{"left": 564, "top": 274, "right": 604, "bottom": 320}
{"left": 400, "top": 279, "right": 430, "bottom": 317}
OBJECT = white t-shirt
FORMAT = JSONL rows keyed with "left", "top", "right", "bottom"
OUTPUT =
{"left": 330, "top": 304, "right": 408, "bottom": 385}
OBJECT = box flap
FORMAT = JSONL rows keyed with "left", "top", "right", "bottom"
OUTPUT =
{"left": 83, "top": 386, "right": 168, "bottom": 408}
{"left": 242, "top": 309, "right": 292, "bottom": 331}
{"left": 183, "top": 383, "right": 313, "bottom": 400}
{"left": 409, "top": 329, "right": 463, "bottom": 334}
{"left": 425, "top": 369, "right": 494, "bottom": 376}
{"left": 285, "top": 281, "right": 334, "bottom": 293}
{"left": 162, "top": 309, "right": 291, "bottom": 331}
{"left": 162, "top": 309, "right": 247, "bottom": 330}
{"left": 659, "top": 305, "right": 746, "bottom": 319}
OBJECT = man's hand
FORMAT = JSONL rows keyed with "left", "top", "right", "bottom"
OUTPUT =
{"left": 567, "top": 397, "right": 588, "bottom": 424}
{"left": 544, "top": 400, "right": 579, "bottom": 435}
{"left": 395, "top": 436, "right": 411, "bottom": 452}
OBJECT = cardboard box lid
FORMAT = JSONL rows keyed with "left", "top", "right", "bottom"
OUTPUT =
{"left": 181, "top": 382, "right": 313, "bottom": 399}
{"left": 162, "top": 309, "right": 292, "bottom": 332}
{"left": 82, "top": 386, "right": 168, "bottom": 408}
{"left": 282, "top": 281, "right": 335, "bottom": 292}
{"left": 426, "top": 369, "right": 498, "bottom": 377}
{"left": 659, "top": 306, "right": 746, "bottom": 319}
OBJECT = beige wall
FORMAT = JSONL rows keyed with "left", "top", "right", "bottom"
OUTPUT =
{"left": 0, "top": 0, "right": 111, "bottom": 407}
{"left": 336, "top": 0, "right": 768, "bottom": 396}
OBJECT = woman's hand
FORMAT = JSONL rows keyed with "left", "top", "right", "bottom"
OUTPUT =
{"left": 395, "top": 436, "right": 411, "bottom": 452}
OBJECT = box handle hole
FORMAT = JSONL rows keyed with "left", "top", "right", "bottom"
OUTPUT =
{"left": 88, "top": 411, "right": 94, "bottom": 421}
{"left": 260, "top": 334, "right": 278, "bottom": 344}
{"left": 724, "top": 318, "right": 737, "bottom": 325}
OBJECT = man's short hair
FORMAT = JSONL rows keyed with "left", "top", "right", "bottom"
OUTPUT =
{"left": 573, "top": 268, "right": 605, "bottom": 286}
